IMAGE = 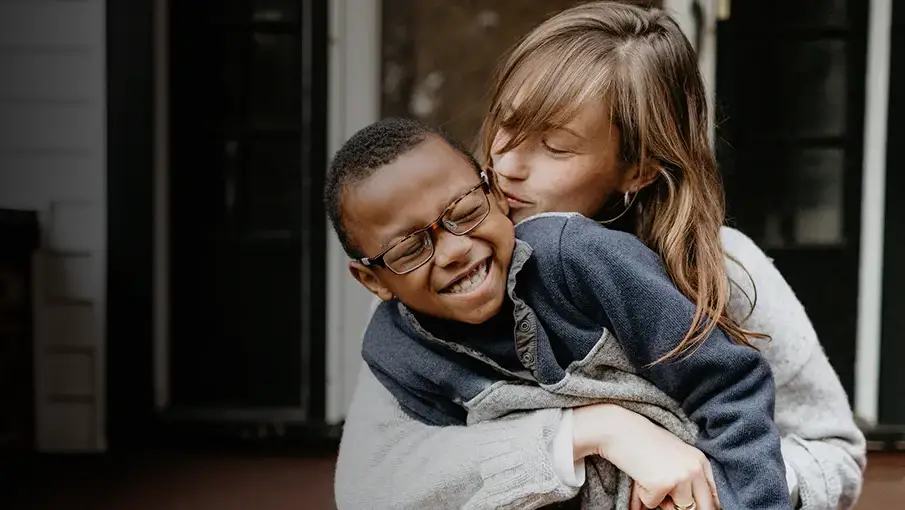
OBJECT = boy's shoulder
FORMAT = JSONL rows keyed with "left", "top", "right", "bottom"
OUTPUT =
{"left": 513, "top": 212, "right": 582, "bottom": 234}
{"left": 360, "top": 301, "right": 440, "bottom": 383}
{"left": 514, "top": 212, "right": 583, "bottom": 248}
{"left": 361, "top": 300, "right": 420, "bottom": 362}
{"left": 514, "top": 212, "right": 643, "bottom": 260}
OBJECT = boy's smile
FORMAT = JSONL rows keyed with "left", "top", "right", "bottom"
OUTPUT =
{"left": 344, "top": 136, "right": 515, "bottom": 324}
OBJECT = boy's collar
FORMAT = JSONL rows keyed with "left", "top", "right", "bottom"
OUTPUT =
{"left": 513, "top": 211, "right": 580, "bottom": 228}
{"left": 505, "top": 239, "right": 533, "bottom": 301}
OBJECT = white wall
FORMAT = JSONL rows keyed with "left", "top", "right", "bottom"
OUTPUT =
{"left": 325, "top": 0, "right": 382, "bottom": 423}
{"left": 855, "top": 0, "right": 892, "bottom": 426}
{"left": 0, "top": 0, "right": 107, "bottom": 451}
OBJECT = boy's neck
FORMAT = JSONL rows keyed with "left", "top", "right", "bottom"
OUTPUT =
{"left": 412, "top": 296, "right": 515, "bottom": 341}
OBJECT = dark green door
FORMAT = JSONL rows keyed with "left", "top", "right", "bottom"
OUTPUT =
{"left": 716, "top": 0, "right": 869, "bottom": 399}
{"left": 167, "top": 0, "right": 327, "bottom": 423}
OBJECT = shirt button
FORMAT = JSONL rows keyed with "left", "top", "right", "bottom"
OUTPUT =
{"left": 518, "top": 320, "right": 531, "bottom": 332}
{"left": 522, "top": 351, "right": 534, "bottom": 365}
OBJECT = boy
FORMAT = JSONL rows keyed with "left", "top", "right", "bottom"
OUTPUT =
{"left": 325, "top": 118, "right": 789, "bottom": 509}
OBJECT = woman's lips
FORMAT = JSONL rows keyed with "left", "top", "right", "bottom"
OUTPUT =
{"left": 502, "top": 191, "right": 532, "bottom": 208}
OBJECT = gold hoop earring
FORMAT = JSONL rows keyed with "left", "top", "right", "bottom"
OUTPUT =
{"left": 600, "top": 190, "right": 635, "bottom": 225}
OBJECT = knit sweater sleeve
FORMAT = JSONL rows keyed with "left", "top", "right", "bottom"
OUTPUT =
{"left": 721, "top": 227, "right": 867, "bottom": 509}
{"left": 334, "top": 360, "right": 581, "bottom": 510}
{"left": 557, "top": 215, "right": 790, "bottom": 510}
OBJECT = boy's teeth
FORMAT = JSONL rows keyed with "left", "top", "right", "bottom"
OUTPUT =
{"left": 448, "top": 260, "right": 489, "bottom": 294}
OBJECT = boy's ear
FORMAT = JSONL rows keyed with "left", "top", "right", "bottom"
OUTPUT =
{"left": 348, "top": 261, "right": 395, "bottom": 301}
{"left": 485, "top": 169, "right": 510, "bottom": 215}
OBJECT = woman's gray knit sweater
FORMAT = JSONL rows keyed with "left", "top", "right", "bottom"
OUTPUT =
{"left": 334, "top": 227, "right": 866, "bottom": 509}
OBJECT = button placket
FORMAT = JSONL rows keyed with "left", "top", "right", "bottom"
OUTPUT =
{"left": 509, "top": 296, "right": 537, "bottom": 370}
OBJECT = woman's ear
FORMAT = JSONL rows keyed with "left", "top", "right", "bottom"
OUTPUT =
{"left": 485, "top": 169, "right": 510, "bottom": 215}
{"left": 348, "top": 261, "right": 395, "bottom": 301}
{"left": 618, "top": 161, "right": 660, "bottom": 193}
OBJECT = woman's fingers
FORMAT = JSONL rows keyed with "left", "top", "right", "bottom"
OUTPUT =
{"left": 636, "top": 482, "right": 670, "bottom": 509}
{"left": 702, "top": 458, "right": 721, "bottom": 509}
{"left": 630, "top": 482, "right": 644, "bottom": 510}
{"left": 691, "top": 474, "right": 717, "bottom": 510}
{"left": 668, "top": 481, "right": 695, "bottom": 510}
{"left": 659, "top": 473, "right": 717, "bottom": 510}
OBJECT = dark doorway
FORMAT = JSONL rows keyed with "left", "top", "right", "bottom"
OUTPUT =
{"left": 106, "top": 0, "right": 329, "bottom": 449}
{"left": 166, "top": 0, "right": 328, "bottom": 424}
{"left": 715, "top": 0, "right": 869, "bottom": 399}
{"left": 879, "top": 2, "right": 905, "bottom": 425}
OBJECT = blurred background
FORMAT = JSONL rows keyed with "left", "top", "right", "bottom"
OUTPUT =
{"left": 0, "top": 0, "right": 903, "bottom": 508}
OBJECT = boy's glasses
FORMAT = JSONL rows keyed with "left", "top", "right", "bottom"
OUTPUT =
{"left": 360, "top": 172, "right": 492, "bottom": 275}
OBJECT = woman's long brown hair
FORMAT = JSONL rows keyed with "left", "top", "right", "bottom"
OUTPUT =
{"left": 479, "top": 1, "right": 767, "bottom": 362}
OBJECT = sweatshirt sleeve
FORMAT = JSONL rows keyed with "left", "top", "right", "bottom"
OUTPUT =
{"left": 334, "top": 362, "right": 582, "bottom": 509}
{"left": 557, "top": 215, "right": 790, "bottom": 509}
{"left": 721, "top": 227, "right": 866, "bottom": 509}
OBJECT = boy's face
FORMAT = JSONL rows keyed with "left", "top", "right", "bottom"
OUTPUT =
{"left": 345, "top": 136, "right": 514, "bottom": 324}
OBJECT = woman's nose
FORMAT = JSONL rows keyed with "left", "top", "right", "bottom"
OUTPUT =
{"left": 492, "top": 150, "right": 529, "bottom": 181}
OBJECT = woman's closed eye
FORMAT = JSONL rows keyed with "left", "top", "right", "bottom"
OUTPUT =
{"left": 541, "top": 139, "right": 573, "bottom": 156}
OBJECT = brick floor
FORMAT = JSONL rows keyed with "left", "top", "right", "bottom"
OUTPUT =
{"left": 5, "top": 451, "right": 903, "bottom": 509}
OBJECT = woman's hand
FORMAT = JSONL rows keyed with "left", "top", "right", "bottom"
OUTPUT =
{"left": 572, "top": 404, "right": 720, "bottom": 510}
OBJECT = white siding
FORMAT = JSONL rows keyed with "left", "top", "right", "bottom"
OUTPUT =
{"left": 0, "top": 0, "right": 106, "bottom": 452}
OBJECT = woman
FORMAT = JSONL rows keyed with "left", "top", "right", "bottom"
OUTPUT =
{"left": 334, "top": 3, "right": 865, "bottom": 509}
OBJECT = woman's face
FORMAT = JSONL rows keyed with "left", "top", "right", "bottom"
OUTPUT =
{"left": 489, "top": 105, "right": 632, "bottom": 224}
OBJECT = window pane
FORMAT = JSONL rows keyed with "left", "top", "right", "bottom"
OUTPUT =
{"left": 253, "top": 0, "right": 298, "bottom": 22}
{"left": 779, "top": 0, "right": 847, "bottom": 29}
{"left": 736, "top": 0, "right": 847, "bottom": 30}
{"left": 763, "top": 149, "right": 845, "bottom": 248}
{"left": 243, "top": 142, "right": 301, "bottom": 231}
{"left": 250, "top": 33, "right": 301, "bottom": 130}
{"left": 773, "top": 40, "right": 847, "bottom": 138}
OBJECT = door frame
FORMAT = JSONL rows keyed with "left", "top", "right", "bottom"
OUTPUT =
{"left": 662, "top": 0, "right": 719, "bottom": 139}
{"left": 106, "top": 0, "right": 157, "bottom": 448}
{"left": 856, "top": 0, "right": 893, "bottom": 427}
{"left": 324, "top": 0, "right": 382, "bottom": 424}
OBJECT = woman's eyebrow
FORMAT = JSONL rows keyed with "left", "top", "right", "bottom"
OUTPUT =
{"left": 548, "top": 125, "right": 586, "bottom": 141}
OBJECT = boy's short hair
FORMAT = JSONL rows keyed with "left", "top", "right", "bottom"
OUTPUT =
{"left": 324, "top": 117, "right": 483, "bottom": 259}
